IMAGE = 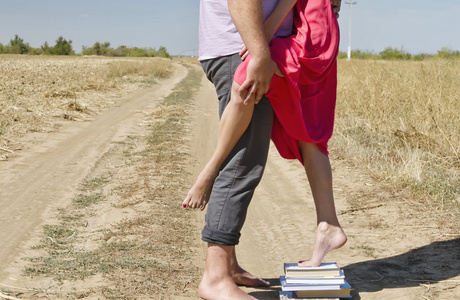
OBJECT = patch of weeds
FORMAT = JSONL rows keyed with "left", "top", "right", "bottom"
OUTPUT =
{"left": 73, "top": 192, "right": 105, "bottom": 208}
{"left": 80, "top": 175, "right": 110, "bottom": 191}
{"left": 26, "top": 174, "right": 111, "bottom": 281}
{"left": 26, "top": 250, "right": 99, "bottom": 281}
{"left": 97, "top": 241, "right": 162, "bottom": 272}
{"left": 73, "top": 174, "right": 110, "bottom": 207}
{"left": 30, "top": 225, "right": 75, "bottom": 252}
{"left": 58, "top": 209, "right": 86, "bottom": 225}
{"left": 43, "top": 225, "right": 75, "bottom": 241}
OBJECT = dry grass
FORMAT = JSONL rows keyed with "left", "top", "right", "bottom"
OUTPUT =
{"left": 333, "top": 59, "right": 460, "bottom": 227}
{"left": 172, "top": 56, "right": 200, "bottom": 65}
{"left": 107, "top": 59, "right": 173, "bottom": 78}
{"left": 22, "top": 65, "right": 202, "bottom": 299}
{"left": 0, "top": 55, "right": 173, "bottom": 159}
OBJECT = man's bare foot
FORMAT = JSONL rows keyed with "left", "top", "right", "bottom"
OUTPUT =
{"left": 198, "top": 272, "right": 257, "bottom": 300}
{"left": 232, "top": 265, "right": 270, "bottom": 287}
{"left": 183, "top": 168, "right": 218, "bottom": 211}
{"left": 298, "top": 222, "right": 347, "bottom": 267}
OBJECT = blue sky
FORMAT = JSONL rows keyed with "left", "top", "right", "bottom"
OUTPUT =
{"left": 1, "top": 0, "right": 459, "bottom": 56}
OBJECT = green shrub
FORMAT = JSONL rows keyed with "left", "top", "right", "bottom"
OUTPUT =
{"left": 351, "top": 49, "right": 378, "bottom": 60}
{"left": 80, "top": 42, "right": 170, "bottom": 58}
{"left": 435, "top": 47, "right": 460, "bottom": 59}
{"left": 53, "top": 36, "right": 74, "bottom": 55}
{"left": 155, "top": 46, "right": 170, "bottom": 58}
{"left": 379, "top": 47, "right": 412, "bottom": 60}
{"left": 9, "top": 34, "right": 30, "bottom": 54}
{"left": 41, "top": 41, "right": 54, "bottom": 55}
{"left": 82, "top": 41, "right": 111, "bottom": 56}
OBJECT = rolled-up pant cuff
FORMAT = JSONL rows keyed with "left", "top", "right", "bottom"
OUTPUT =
{"left": 201, "top": 225, "right": 241, "bottom": 246}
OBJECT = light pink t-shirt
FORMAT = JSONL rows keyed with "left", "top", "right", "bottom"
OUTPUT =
{"left": 199, "top": 0, "right": 294, "bottom": 61}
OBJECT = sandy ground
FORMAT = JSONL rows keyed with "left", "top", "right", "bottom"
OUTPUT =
{"left": 1, "top": 63, "right": 459, "bottom": 299}
{"left": 185, "top": 66, "right": 460, "bottom": 300}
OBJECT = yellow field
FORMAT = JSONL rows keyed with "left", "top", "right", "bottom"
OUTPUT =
{"left": 334, "top": 59, "right": 460, "bottom": 218}
{"left": 0, "top": 55, "right": 173, "bottom": 156}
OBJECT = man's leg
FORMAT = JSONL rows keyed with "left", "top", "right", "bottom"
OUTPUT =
{"left": 198, "top": 54, "right": 273, "bottom": 298}
{"left": 199, "top": 244, "right": 257, "bottom": 300}
{"left": 231, "top": 248, "right": 270, "bottom": 287}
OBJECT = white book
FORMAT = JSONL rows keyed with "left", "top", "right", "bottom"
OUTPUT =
{"left": 284, "top": 262, "right": 341, "bottom": 278}
{"left": 280, "top": 276, "right": 341, "bottom": 292}
{"left": 285, "top": 269, "right": 345, "bottom": 285}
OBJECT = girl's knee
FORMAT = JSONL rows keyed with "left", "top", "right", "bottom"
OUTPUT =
{"left": 230, "top": 81, "right": 254, "bottom": 106}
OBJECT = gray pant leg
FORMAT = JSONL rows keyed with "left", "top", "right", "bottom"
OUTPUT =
{"left": 200, "top": 54, "right": 274, "bottom": 246}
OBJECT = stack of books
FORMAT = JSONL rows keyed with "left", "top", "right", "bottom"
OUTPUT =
{"left": 279, "top": 262, "right": 351, "bottom": 299}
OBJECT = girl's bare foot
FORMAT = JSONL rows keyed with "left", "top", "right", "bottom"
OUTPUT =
{"left": 183, "top": 168, "right": 218, "bottom": 211}
{"left": 298, "top": 222, "right": 347, "bottom": 267}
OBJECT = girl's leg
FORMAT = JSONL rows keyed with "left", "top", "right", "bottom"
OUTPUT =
{"left": 298, "top": 142, "right": 347, "bottom": 267}
{"left": 183, "top": 81, "right": 255, "bottom": 210}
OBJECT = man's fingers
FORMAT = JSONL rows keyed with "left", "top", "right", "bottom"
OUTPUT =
{"left": 245, "top": 85, "right": 258, "bottom": 103}
{"left": 243, "top": 93, "right": 256, "bottom": 104}
{"left": 255, "top": 88, "right": 264, "bottom": 103}
{"left": 238, "top": 83, "right": 266, "bottom": 105}
{"left": 238, "top": 81, "right": 253, "bottom": 104}
{"left": 237, "top": 79, "right": 251, "bottom": 94}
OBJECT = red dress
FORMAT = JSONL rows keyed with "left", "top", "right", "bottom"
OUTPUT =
{"left": 234, "top": 0, "right": 340, "bottom": 163}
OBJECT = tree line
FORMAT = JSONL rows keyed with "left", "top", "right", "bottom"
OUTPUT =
{"left": 339, "top": 47, "right": 460, "bottom": 60}
{"left": 0, "top": 34, "right": 170, "bottom": 58}
{"left": 1, "top": 34, "right": 459, "bottom": 60}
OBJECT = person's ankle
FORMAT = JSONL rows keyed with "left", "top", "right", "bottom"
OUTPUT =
{"left": 317, "top": 220, "right": 341, "bottom": 230}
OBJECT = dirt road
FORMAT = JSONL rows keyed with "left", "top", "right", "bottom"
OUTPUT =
{"left": 0, "top": 64, "right": 187, "bottom": 285}
{"left": 1, "top": 63, "right": 459, "bottom": 299}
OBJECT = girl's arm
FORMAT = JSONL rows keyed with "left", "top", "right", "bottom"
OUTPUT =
{"left": 265, "top": 0, "right": 341, "bottom": 42}
{"left": 240, "top": 0, "right": 296, "bottom": 59}
{"left": 264, "top": 0, "right": 297, "bottom": 43}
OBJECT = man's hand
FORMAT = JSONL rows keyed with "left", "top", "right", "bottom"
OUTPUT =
{"left": 331, "top": 0, "right": 341, "bottom": 19}
{"left": 228, "top": 0, "right": 276, "bottom": 104}
{"left": 238, "top": 54, "right": 276, "bottom": 104}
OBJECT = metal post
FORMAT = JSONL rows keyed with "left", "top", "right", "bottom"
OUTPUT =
{"left": 346, "top": 1, "right": 357, "bottom": 61}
